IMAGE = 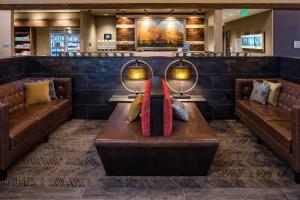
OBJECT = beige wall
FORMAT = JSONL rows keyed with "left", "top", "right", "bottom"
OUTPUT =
{"left": 0, "top": 11, "right": 13, "bottom": 57}
{"left": 36, "top": 27, "right": 50, "bottom": 55}
{"left": 80, "top": 12, "right": 97, "bottom": 52}
{"left": 224, "top": 10, "right": 273, "bottom": 56}
{"left": 96, "top": 16, "right": 116, "bottom": 41}
{"left": 14, "top": 12, "right": 80, "bottom": 20}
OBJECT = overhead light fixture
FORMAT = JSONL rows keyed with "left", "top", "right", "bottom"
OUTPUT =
{"left": 144, "top": 9, "right": 149, "bottom": 16}
{"left": 170, "top": 9, "right": 174, "bottom": 16}
{"left": 104, "top": 13, "right": 109, "bottom": 16}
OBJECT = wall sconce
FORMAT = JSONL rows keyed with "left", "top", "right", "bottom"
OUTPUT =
{"left": 165, "top": 59, "right": 198, "bottom": 99}
{"left": 121, "top": 59, "right": 153, "bottom": 98}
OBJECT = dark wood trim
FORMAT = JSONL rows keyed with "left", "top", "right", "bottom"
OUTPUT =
{"left": 2, "top": 3, "right": 300, "bottom": 10}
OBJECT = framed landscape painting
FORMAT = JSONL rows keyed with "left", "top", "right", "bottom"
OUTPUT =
{"left": 136, "top": 18, "right": 184, "bottom": 50}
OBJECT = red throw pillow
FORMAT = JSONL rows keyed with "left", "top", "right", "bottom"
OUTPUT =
{"left": 162, "top": 79, "right": 173, "bottom": 136}
{"left": 141, "top": 79, "right": 151, "bottom": 136}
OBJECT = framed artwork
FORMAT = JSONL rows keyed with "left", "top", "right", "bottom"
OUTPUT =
{"left": 136, "top": 18, "right": 184, "bottom": 50}
{"left": 116, "top": 28, "right": 135, "bottom": 41}
{"left": 116, "top": 18, "right": 135, "bottom": 25}
{"left": 186, "top": 28, "right": 204, "bottom": 41}
{"left": 186, "top": 17, "right": 204, "bottom": 25}
{"left": 241, "top": 33, "right": 265, "bottom": 51}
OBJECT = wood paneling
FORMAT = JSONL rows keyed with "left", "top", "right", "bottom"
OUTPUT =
{"left": 116, "top": 18, "right": 135, "bottom": 51}
{"left": 186, "top": 28, "right": 204, "bottom": 41}
{"left": 14, "top": 19, "right": 80, "bottom": 27}
{"left": 186, "top": 17, "right": 204, "bottom": 25}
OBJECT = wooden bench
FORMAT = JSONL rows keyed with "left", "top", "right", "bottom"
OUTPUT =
{"left": 95, "top": 102, "right": 219, "bottom": 176}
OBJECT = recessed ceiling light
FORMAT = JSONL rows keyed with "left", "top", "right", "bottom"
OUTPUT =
{"left": 104, "top": 13, "right": 109, "bottom": 16}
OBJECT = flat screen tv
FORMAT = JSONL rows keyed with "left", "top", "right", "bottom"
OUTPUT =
{"left": 241, "top": 33, "right": 264, "bottom": 51}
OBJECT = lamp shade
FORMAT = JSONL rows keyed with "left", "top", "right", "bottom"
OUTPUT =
{"left": 172, "top": 67, "right": 190, "bottom": 80}
{"left": 128, "top": 67, "right": 146, "bottom": 80}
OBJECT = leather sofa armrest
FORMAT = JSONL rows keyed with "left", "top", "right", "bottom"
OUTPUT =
{"left": 292, "top": 103, "right": 300, "bottom": 170}
{"left": 0, "top": 103, "right": 9, "bottom": 170}
{"left": 53, "top": 78, "right": 72, "bottom": 99}
{"left": 235, "top": 79, "right": 254, "bottom": 102}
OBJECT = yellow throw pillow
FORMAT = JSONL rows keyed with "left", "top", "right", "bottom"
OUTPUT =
{"left": 128, "top": 95, "right": 143, "bottom": 122}
{"left": 25, "top": 81, "right": 51, "bottom": 106}
{"left": 263, "top": 80, "right": 282, "bottom": 106}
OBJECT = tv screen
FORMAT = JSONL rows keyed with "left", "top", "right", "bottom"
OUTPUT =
{"left": 241, "top": 33, "right": 264, "bottom": 50}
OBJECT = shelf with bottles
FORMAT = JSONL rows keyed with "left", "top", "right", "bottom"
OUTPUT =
{"left": 15, "top": 35, "right": 31, "bottom": 42}
{"left": 14, "top": 27, "right": 35, "bottom": 56}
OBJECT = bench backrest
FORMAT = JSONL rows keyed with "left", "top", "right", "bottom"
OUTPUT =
{"left": 278, "top": 79, "right": 300, "bottom": 113}
{"left": 141, "top": 77, "right": 173, "bottom": 137}
{"left": 0, "top": 78, "right": 29, "bottom": 113}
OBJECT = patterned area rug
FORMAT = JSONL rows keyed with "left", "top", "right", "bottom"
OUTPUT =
{"left": 0, "top": 120, "right": 296, "bottom": 188}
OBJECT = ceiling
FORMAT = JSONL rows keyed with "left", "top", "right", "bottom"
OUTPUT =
{"left": 15, "top": 9, "right": 270, "bottom": 22}
{"left": 83, "top": 9, "right": 205, "bottom": 16}
{"left": 222, "top": 9, "right": 269, "bottom": 23}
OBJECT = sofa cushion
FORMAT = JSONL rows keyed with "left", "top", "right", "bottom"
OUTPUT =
{"left": 9, "top": 113, "right": 39, "bottom": 149}
{"left": 141, "top": 79, "right": 151, "bottom": 137}
{"left": 9, "top": 99, "right": 70, "bottom": 148}
{"left": 24, "top": 81, "right": 51, "bottom": 106}
{"left": 237, "top": 100, "right": 292, "bottom": 121}
{"left": 249, "top": 80, "right": 270, "bottom": 105}
{"left": 37, "top": 99, "right": 70, "bottom": 131}
{"left": 128, "top": 95, "right": 143, "bottom": 122}
{"left": 162, "top": 79, "right": 172, "bottom": 136}
{"left": 265, "top": 120, "right": 292, "bottom": 152}
{"left": 172, "top": 98, "right": 189, "bottom": 122}
{"left": 28, "top": 78, "right": 58, "bottom": 100}
{"left": 263, "top": 80, "right": 281, "bottom": 106}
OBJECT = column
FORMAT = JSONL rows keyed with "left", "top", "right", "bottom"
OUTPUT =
{"left": 214, "top": 9, "right": 224, "bottom": 53}
{"left": 0, "top": 10, "right": 14, "bottom": 57}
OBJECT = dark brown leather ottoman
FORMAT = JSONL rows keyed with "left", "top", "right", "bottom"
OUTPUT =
{"left": 95, "top": 102, "right": 219, "bottom": 176}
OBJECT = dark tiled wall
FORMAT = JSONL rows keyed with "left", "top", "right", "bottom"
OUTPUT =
{"left": 21, "top": 56, "right": 280, "bottom": 120}
{"left": 280, "top": 57, "right": 300, "bottom": 84}
{"left": 0, "top": 57, "right": 27, "bottom": 84}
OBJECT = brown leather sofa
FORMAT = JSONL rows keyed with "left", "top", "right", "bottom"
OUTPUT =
{"left": 0, "top": 77, "right": 72, "bottom": 180}
{"left": 235, "top": 78, "right": 300, "bottom": 183}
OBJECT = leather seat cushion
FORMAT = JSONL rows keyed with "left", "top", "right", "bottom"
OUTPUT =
{"left": 38, "top": 99, "right": 71, "bottom": 130}
{"left": 237, "top": 100, "right": 292, "bottom": 121}
{"left": 265, "top": 120, "right": 292, "bottom": 152}
{"left": 9, "top": 99, "right": 70, "bottom": 149}
{"left": 9, "top": 113, "right": 39, "bottom": 149}
{"left": 96, "top": 103, "right": 219, "bottom": 148}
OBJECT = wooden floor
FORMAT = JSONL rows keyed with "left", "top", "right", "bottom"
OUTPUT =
{"left": 0, "top": 186, "right": 300, "bottom": 200}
